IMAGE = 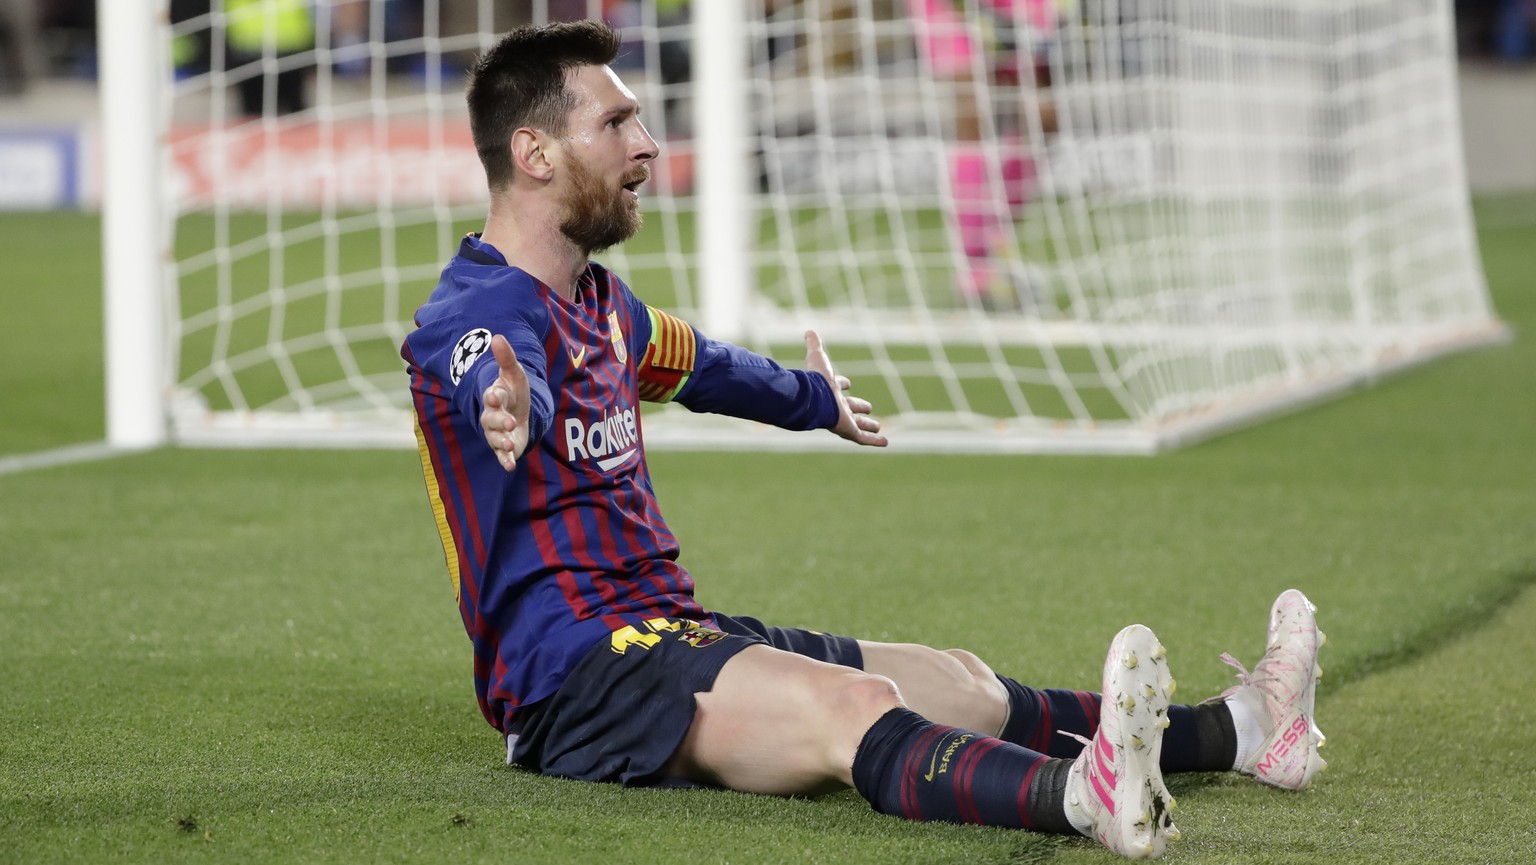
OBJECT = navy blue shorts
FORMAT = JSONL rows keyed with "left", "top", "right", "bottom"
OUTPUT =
{"left": 506, "top": 612, "right": 863, "bottom": 786}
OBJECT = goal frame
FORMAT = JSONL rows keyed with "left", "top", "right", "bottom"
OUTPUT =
{"left": 101, "top": 0, "right": 171, "bottom": 451}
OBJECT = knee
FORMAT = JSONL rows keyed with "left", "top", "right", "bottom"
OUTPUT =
{"left": 793, "top": 671, "right": 905, "bottom": 788}
{"left": 940, "top": 651, "right": 1001, "bottom": 691}
{"left": 829, "top": 671, "right": 905, "bottom": 729}
{"left": 943, "top": 648, "right": 1007, "bottom": 700}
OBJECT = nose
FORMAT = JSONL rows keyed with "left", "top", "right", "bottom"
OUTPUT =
{"left": 632, "top": 120, "right": 659, "bottom": 163}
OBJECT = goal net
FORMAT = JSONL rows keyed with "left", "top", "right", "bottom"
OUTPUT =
{"left": 106, "top": 0, "right": 1505, "bottom": 453}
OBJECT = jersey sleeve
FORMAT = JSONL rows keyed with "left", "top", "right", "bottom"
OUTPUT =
{"left": 634, "top": 305, "right": 698, "bottom": 403}
{"left": 629, "top": 302, "right": 838, "bottom": 432}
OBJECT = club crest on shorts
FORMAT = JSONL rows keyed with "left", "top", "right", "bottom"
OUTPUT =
{"left": 449, "top": 327, "right": 492, "bottom": 385}
{"left": 608, "top": 312, "right": 627, "bottom": 364}
{"left": 678, "top": 624, "right": 726, "bottom": 649}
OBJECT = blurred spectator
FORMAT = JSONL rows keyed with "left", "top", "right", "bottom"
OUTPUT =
{"left": 225, "top": 0, "right": 315, "bottom": 115}
{"left": 1459, "top": 0, "right": 1535, "bottom": 63}
{"left": 439, "top": 0, "right": 531, "bottom": 48}
{"left": 16, "top": 0, "right": 1533, "bottom": 92}
{"left": 35, "top": 0, "right": 94, "bottom": 78}
{"left": 0, "top": 0, "right": 41, "bottom": 95}
{"left": 329, "top": 0, "right": 368, "bottom": 76}
{"left": 654, "top": 0, "right": 691, "bottom": 134}
{"left": 435, "top": 0, "right": 537, "bottom": 75}
{"left": 169, "top": 0, "right": 212, "bottom": 78}
{"left": 606, "top": 0, "right": 646, "bottom": 71}
{"left": 1496, "top": 0, "right": 1534, "bottom": 61}
{"left": 604, "top": 0, "right": 690, "bottom": 132}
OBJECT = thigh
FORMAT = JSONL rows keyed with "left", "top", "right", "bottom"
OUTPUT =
{"left": 666, "top": 643, "right": 903, "bottom": 797}
{"left": 712, "top": 612, "right": 863, "bottom": 667}
{"left": 509, "top": 617, "right": 757, "bottom": 786}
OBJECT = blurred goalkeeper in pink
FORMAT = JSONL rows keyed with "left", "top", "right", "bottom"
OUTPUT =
{"left": 910, "top": 0, "right": 1059, "bottom": 309}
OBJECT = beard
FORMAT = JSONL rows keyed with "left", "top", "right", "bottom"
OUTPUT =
{"left": 559, "top": 154, "right": 645, "bottom": 254}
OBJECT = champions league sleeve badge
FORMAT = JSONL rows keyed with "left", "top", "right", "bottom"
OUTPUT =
{"left": 449, "top": 328, "right": 493, "bottom": 385}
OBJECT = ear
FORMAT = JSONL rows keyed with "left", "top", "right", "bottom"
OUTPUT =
{"left": 510, "top": 127, "right": 556, "bottom": 182}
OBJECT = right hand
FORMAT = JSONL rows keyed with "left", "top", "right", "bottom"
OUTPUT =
{"left": 804, "top": 330, "right": 888, "bottom": 449}
{"left": 481, "top": 334, "right": 531, "bottom": 472}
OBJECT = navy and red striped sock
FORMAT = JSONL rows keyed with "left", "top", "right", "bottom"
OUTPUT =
{"left": 850, "top": 707, "right": 1078, "bottom": 834}
{"left": 1163, "top": 701, "right": 1238, "bottom": 772}
{"left": 995, "top": 678, "right": 1101, "bottom": 756}
{"left": 994, "top": 675, "right": 1237, "bottom": 772}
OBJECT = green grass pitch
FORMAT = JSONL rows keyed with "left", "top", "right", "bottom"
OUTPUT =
{"left": 1, "top": 199, "right": 1534, "bottom": 864}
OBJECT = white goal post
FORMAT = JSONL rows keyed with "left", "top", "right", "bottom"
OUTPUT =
{"left": 102, "top": 0, "right": 1506, "bottom": 454}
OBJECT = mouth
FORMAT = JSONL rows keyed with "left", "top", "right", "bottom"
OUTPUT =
{"left": 621, "top": 170, "right": 649, "bottom": 198}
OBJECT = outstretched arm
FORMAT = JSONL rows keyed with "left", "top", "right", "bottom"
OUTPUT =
{"left": 803, "top": 330, "right": 888, "bottom": 448}
{"left": 481, "top": 334, "right": 532, "bottom": 471}
{"left": 628, "top": 297, "right": 887, "bottom": 444}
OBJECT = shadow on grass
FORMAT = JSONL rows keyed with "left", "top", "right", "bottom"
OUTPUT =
{"left": 1323, "top": 567, "right": 1536, "bottom": 688}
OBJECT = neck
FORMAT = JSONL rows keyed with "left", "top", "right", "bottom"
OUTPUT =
{"left": 480, "top": 199, "right": 588, "bottom": 301}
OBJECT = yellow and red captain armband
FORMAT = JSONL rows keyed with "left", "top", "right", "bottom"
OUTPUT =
{"left": 636, "top": 306, "right": 698, "bottom": 403}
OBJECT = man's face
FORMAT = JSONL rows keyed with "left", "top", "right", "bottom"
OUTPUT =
{"left": 556, "top": 65, "right": 657, "bottom": 253}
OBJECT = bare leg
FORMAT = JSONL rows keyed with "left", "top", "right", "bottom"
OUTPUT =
{"left": 663, "top": 644, "right": 904, "bottom": 795}
{"left": 858, "top": 641, "right": 1009, "bottom": 736}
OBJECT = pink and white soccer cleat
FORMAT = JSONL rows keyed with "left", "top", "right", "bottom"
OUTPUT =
{"left": 1065, "top": 624, "right": 1181, "bottom": 859}
{"left": 1221, "top": 588, "right": 1328, "bottom": 790}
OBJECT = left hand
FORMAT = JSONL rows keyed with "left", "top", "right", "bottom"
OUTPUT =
{"left": 804, "top": 330, "right": 889, "bottom": 448}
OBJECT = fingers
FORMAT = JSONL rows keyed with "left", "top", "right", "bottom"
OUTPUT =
{"left": 484, "top": 333, "right": 529, "bottom": 425}
{"left": 803, "top": 329, "right": 833, "bottom": 380}
{"left": 482, "top": 392, "right": 520, "bottom": 431}
{"left": 492, "top": 334, "right": 527, "bottom": 387}
{"left": 482, "top": 398, "right": 520, "bottom": 471}
{"left": 852, "top": 426, "right": 889, "bottom": 448}
{"left": 492, "top": 333, "right": 517, "bottom": 369}
{"left": 838, "top": 389, "right": 889, "bottom": 448}
{"left": 483, "top": 383, "right": 506, "bottom": 413}
{"left": 806, "top": 329, "right": 889, "bottom": 448}
{"left": 482, "top": 376, "right": 520, "bottom": 431}
{"left": 491, "top": 434, "right": 519, "bottom": 471}
{"left": 484, "top": 413, "right": 522, "bottom": 471}
{"left": 483, "top": 334, "right": 529, "bottom": 471}
{"left": 848, "top": 403, "right": 888, "bottom": 447}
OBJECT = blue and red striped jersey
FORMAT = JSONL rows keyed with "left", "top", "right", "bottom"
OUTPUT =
{"left": 402, "top": 235, "right": 838, "bottom": 734}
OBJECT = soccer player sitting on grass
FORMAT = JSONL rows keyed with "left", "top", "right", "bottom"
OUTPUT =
{"left": 401, "top": 20, "right": 1327, "bottom": 860}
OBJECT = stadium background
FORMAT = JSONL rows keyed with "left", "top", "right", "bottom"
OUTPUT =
{"left": 2, "top": 2, "right": 1534, "bottom": 863}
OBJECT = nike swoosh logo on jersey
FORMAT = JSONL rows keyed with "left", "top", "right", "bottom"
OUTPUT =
{"left": 569, "top": 346, "right": 587, "bottom": 368}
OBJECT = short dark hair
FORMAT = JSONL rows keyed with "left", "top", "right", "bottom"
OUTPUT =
{"left": 466, "top": 20, "right": 622, "bottom": 191}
